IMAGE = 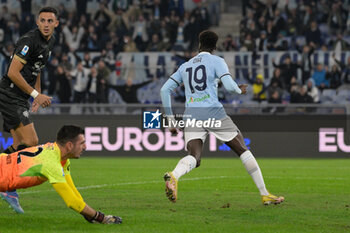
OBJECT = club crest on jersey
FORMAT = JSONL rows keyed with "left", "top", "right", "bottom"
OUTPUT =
{"left": 20, "top": 45, "right": 29, "bottom": 56}
{"left": 23, "top": 110, "right": 29, "bottom": 118}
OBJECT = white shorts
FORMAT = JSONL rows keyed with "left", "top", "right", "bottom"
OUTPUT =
{"left": 184, "top": 116, "right": 239, "bottom": 147}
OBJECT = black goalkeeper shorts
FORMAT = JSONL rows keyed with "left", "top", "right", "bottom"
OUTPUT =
{"left": 0, "top": 92, "right": 32, "bottom": 132}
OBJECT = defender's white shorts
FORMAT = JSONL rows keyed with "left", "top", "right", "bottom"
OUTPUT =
{"left": 184, "top": 116, "right": 239, "bottom": 147}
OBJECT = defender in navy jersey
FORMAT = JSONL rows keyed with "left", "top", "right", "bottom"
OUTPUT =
{"left": 161, "top": 30, "right": 284, "bottom": 205}
{"left": 0, "top": 7, "right": 59, "bottom": 213}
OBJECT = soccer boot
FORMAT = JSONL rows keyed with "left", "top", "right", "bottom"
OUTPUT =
{"left": 164, "top": 172, "right": 178, "bottom": 202}
{"left": 0, "top": 191, "right": 24, "bottom": 213}
{"left": 262, "top": 192, "right": 284, "bottom": 205}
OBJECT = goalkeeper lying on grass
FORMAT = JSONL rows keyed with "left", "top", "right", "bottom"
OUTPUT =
{"left": 0, "top": 125, "right": 122, "bottom": 224}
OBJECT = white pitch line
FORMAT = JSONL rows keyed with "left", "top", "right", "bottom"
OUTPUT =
{"left": 263, "top": 166, "right": 350, "bottom": 170}
{"left": 18, "top": 176, "right": 230, "bottom": 195}
{"left": 18, "top": 175, "right": 349, "bottom": 195}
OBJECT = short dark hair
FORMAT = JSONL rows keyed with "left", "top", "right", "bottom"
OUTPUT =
{"left": 38, "top": 7, "right": 58, "bottom": 18}
{"left": 199, "top": 30, "right": 218, "bottom": 52}
{"left": 56, "top": 125, "right": 84, "bottom": 145}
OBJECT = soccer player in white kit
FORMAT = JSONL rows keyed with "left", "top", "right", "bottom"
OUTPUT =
{"left": 160, "top": 30, "right": 284, "bottom": 205}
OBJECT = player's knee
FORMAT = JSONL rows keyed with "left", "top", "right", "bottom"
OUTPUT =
{"left": 226, "top": 140, "right": 247, "bottom": 156}
{"left": 236, "top": 148, "right": 247, "bottom": 156}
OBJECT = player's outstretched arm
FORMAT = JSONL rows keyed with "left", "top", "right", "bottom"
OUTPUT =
{"left": 52, "top": 182, "right": 122, "bottom": 224}
{"left": 81, "top": 205, "right": 122, "bottom": 224}
{"left": 221, "top": 75, "right": 243, "bottom": 94}
{"left": 65, "top": 174, "right": 84, "bottom": 201}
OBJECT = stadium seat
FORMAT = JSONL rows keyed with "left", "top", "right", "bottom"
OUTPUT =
{"left": 337, "top": 84, "right": 350, "bottom": 91}
{"left": 283, "top": 36, "right": 292, "bottom": 46}
{"left": 324, "top": 37, "right": 332, "bottom": 46}
{"left": 239, "top": 92, "right": 255, "bottom": 104}
{"left": 319, "top": 23, "right": 329, "bottom": 36}
{"left": 333, "top": 96, "right": 348, "bottom": 104}
{"left": 320, "top": 89, "right": 336, "bottom": 103}
{"left": 334, "top": 90, "right": 350, "bottom": 104}
{"left": 295, "top": 36, "right": 306, "bottom": 47}
{"left": 321, "top": 100, "right": 334, "bottom": 105}
{"left": 344, "top": 36, "right": 350, "bottom": 44}
{"left": 337, "top": 89, "right": 350, "bottom": 98}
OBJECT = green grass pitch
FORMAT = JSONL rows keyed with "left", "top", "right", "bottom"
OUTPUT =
{"left": 0, "top": 157, "right": 349, "bottom": 233}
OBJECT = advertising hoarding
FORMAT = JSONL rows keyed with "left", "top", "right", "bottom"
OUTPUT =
{"left": 1, "top": 114, "right": 348, "bottom": 158}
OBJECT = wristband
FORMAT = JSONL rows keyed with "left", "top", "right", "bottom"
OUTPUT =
{"left": 30, "top": 90, "right": 39, "bottom": 99}
{"left": 83, "top": 211, "right": 105, "bottom": 223}
{"left": 94, "top": 211, "right": 105, "bottom": 223}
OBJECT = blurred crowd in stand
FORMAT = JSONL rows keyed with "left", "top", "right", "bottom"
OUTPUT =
{"left": 0, "top": 0, "right": 350, "bottom": 107}
{"left": 0, "top": 0, "right": 218, "bottom": 105}
{"left": 231, "top": 0, "right": 350, "bottom": 106}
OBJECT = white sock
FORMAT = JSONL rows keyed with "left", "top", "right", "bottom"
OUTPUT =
{"left": 172, "top": 155, "right": 197, "bottom": 180}
{"left": 240, "top": 150, "right": 269, "bottom": 196}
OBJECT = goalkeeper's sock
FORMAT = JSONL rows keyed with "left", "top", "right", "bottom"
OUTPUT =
{"left": 172, "top": 155, "right": 197, "bottom": 180}
{"left": 240, "top": 150, "right": 269, "bottom": 196}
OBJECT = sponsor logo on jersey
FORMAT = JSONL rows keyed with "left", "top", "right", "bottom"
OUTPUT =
{"left": 20, "top": 45, "right": 29, "bottom": 56}
{"left": 34, "top": 61, "right": 44, "bottom": 70}
{"left": 38, "top": 54, "right": 43, "bottom": 58}
{"left": 188, "top": 94, "right": 210, "bottom": 103}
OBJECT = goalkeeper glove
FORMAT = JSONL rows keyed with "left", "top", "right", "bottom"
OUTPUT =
{"left": 103, "top": 215, "right": 123, "bottom": 224}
